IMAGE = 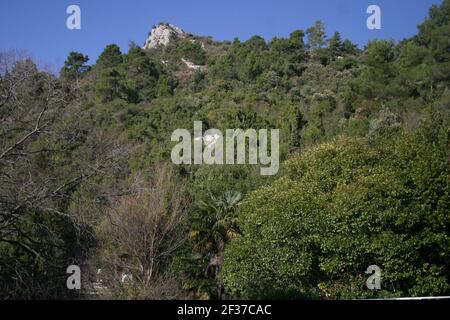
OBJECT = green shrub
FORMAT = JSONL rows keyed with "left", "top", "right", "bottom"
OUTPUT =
{"left": 222, "top": 125, "right": 449, "bottom": 299}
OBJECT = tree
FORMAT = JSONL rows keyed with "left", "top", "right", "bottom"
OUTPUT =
{"left": 342, "top": 39, "right": 358, "bottom": 55}
{"left": 328, "top": 32, "right": 343, "bottom": 58}
{"left": 60, "top": 51, "right": 89, "bottom": 82}
{"left": 242, "top": 36, "right": 267, "bottom": 52}
{"left": 289, "top": 106, "right": 305, "bottom": 152}
{"left": 96, "top": 44, "right": 123, "bottom": 70}
{"left": 172, "top": 164, "right": 262, "bottom": 299}
{"left": 121, "top": 47, "right": 160, "bottom": 102}
{"left": 365, "top": 40, "right": 396, "bottom": 69}
{"left": 1, "top": 0, "right": 448, "bottom": 300}
{"left": 0, "top": 54, "right": 117, "bottom": 299}
{"left": 289, "top": 30, "right": 306, "bottom": 49}
{"left": 243, "top": 52, "right": 264, "bottom": 80}
{"left": 93, "top": 68, "right": 124, "bottom": 102}
{"left": 92, "top": 164, "right": 187, "bottom": 299}
{"left": 92, "top": 45, "right": 125, "bottom": 102}
{"left": 306, "top": 21, "right": 326, "bottom": 50}
{"left": 417, "top": 0, "right": 450, "bottom": 62}
{"left": 222, "top": 124, "right": 450, "bottom": 299}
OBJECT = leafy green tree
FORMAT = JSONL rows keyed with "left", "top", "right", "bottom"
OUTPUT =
{"left": 289, "top": 30, "right": 306, "bottom": 49}
{"left": 242, "top": 36, "right": 267, "bottom": 52}
{"left": 417, "top": 0, "right": 450, "bottom": 63}
{"left": 222, "top": 123, "right": 449, "bottom": 299}
{"left": 365, "top": 40, "right": 396, "bottom": 70}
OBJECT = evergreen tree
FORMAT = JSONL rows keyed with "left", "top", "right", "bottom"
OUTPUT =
{"left": 289, "top": 107, "right": 305, "bottom": 152}
{"left": 96, "top": 44, "right": 123, "bottom": 69}
{"left": 60, "top": 51, "right": 89, "bottom": 81}
{"left": 328, "top": 32, "right": 343, "bottom": 58}
{"left": 342, "top": 39, "right": 358, "bottom": 55}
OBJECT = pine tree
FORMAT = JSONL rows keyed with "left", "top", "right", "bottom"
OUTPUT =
{"left": 96, "top": 44, "right": 123, "bottom": 69}
{"left": 290, "top": 107, "right": 305, "bottom": 152}
{"left": 60, "top": 51, "right": 89, "bottom": 81}
{"left": 328, "top": 32, "right": 343, "bottom": 58}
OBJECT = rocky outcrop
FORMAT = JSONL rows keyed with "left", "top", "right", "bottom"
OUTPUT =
{"left": 143, "top": 23, "right": 186, "bottom": 49}
{"left": 181, "top": 58, "right": 206, "bottom": 71}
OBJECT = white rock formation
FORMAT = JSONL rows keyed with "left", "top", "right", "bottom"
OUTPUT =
{"left": 143, "top": 23, "right": 186, "bottom": 49}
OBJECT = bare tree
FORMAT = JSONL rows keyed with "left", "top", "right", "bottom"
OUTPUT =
{"left": 90, "top": 164, "right": 187, "bottom": 299}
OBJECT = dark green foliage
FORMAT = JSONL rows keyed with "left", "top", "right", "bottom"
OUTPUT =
{"left": 222, "top": 121, "right": 449, "bottom": 299}
{"left": 179, "top": 39, "right": 207, "bottom": 65}
{"left": 289, "top": 106, "right": 305, "bottom": 152}
{"left": 93, "top": 68, "right": 124, "bottom": 102}
{"left": 417, "top": 0, "right": 450, "bottom": 62}
{"left": 96, "top": 44, "right": 123, "bottom": 69}
{"left": 0, "top": 58, "right": 106, "bottom": 299}
{"left": 328, "top": 32, "right": 343, "bottom": 58}
{"left": 342, "top": 39, "right": 358, "bottom": 55}
{"left": 1, "top": 0, "right": 449, "bottom": 300}
{"left": 60, "top": 51, "right": 90, "bottom": 81}
{"left": 122, "top": 47, "right": 160, "bottom": 102}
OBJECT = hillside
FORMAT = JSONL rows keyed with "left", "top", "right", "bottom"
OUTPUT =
{"left": 0, "top": 1, "right": 449, "bottom": 299}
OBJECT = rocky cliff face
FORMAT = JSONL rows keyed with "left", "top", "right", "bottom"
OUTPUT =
{"left": 143, "top": 23, "right": 186, "bottom": 49}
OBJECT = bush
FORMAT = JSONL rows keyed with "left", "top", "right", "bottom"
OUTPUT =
{"left": 222, "top": 125, "right": 449, "bottom": 299}
{"left": 179, "top": 40, "right": 207, "bottom": 65}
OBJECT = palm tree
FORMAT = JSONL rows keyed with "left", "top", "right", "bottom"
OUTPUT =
{"left": 194, "top": 190, "right": 242, "bottom": 298}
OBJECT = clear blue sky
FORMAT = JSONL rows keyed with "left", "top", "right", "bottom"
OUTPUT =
{"left": 0, "top": 0, "right": 443, "bottom": 70}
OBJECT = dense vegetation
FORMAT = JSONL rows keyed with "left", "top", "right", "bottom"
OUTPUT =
{"left": 0, "top": 1, "right": 448, "bottom": 299}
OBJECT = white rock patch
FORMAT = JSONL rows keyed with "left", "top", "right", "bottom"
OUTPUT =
{"left": 181, "top": 58, "right": 205, "bottom": 70}
{"left": 143, "top": 23, "right": 186, "bottom": 49}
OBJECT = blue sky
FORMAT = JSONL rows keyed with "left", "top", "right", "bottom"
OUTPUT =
{"left": 0, "top": 0, "right": 443, "bottom": 70}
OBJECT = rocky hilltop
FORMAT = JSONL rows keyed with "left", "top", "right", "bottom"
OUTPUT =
{"left": 143, "top": 23, "right": 187, "bottom": 49}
